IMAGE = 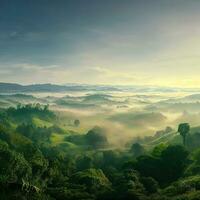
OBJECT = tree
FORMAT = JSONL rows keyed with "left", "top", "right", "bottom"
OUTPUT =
{"left": 151, "top": 143, "right": 167, "bottom": 157}
{"left": 74, "top": 119, "right": 80, "bottom": 127}
{"left": 160, "top": 145, "right": 189, "bottom": 184}
{"left": 140, "top": 177, "right": 159, "bottom": 194}
{"left": 114, "top": 169, "right": 145, "bottom": 200}
{"left": 71, "top": 168, "right": 111, "bottom": 192}
{"left": 43, "top": 104, "right": 49, "bottom": 111}
{"left": 178, "top": 123, "right": 190, "bottom": 146}
{"left": 134, "top": 155, "right": 161, "bottom": 182}
{"left": 76, "top": 155, "right": 93, "bottom": 171}
{"left": 0, "top": 141, "right": 31, "bottom": 185}
{"left": 130, "top": 143, "right": 145, "bottom": 157}
{"left": 86, "top": 126, "right": 108, "bottom": 148}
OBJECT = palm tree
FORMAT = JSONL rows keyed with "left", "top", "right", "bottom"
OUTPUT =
{"left": 178, "top": 123, "right": 190, "bottom": 146}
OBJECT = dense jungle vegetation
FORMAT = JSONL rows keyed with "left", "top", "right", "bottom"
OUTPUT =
{"left": 1, "top": 104, "right": 200, "bottom": 200}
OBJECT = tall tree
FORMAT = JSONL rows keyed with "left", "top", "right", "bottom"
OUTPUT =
{"left": 178, "top": 123, "right": 190, "bottom": 146}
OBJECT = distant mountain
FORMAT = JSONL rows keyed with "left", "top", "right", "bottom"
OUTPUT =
{"left": 156, "top": 93, "right": 200, "bottom": 105}
{"left": 1, "top": 82, "right": 200, "bottom": 94}
{"left": 0, "top": 83, "right": 121, "bottom": 93}
{"left": 0, "top": 83, "right": 24, "bottom": 92}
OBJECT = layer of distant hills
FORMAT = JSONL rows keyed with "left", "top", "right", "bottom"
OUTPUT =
{"left": 1, "top": 82, "right": 199, "bottom": 93}
{"left": 0, "top": 82, "right": 120, "bottom": 93}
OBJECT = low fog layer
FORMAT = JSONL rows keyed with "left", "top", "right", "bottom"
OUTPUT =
{"left": 1, "top": 86, "right": 200, "bottom": 147}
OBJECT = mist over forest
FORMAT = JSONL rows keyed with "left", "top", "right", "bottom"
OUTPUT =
{"left": 1, "top": 83, "right": 200, "bottom": 199}
{"left": 1, "top": 0, "right": 200, "bottom": 199}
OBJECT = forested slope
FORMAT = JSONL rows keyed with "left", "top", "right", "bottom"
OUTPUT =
{"left": 1, "top": 105, "right": 200, "bottom": 200}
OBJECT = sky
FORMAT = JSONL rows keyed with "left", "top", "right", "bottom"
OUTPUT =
{"left": 0, "top": 0, "right": 200, "bottom": 87}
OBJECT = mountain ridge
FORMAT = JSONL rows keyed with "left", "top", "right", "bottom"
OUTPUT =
{"left": 0, "top": 82, "right": 121, "bottom": 93}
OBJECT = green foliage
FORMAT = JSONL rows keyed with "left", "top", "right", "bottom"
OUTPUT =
{"left": 66, "top": 126, "right": 109, "bottom": 149}
{"left": 163, "top": 176, "right": 200, "bottom": 197}
{"left": 71, "top": 168, "right": 111, "bottom": 193}
{"left": 6, "top": 104, "right": 55, "bottom": 126}
{"left": 134, "top": 155, "right": 161, "bottom": 182}
{"left": 1, "top": 105, "right": 200, "bottom": 199}
{"left": 0, "top": 141, "right": 31, "bottom": 184}
{"left": 185, "top": 148, "right": 200, "bottom": 176}
{"left": 134, "top": 145, "right": 189, "bottom": 185}
{"left": 140, "top": 177, "right": 159, "bottom": 194}
{"left": 187, "top": 132, "right": 200, "bottom": 150}
{"left": 151, "top": 143, "right": 167, "bottom": 157}
{"left": 86, "top": 126, "right": 108, "bottom": 149}
{"left": 16, "top": 124, "right": 52, "bottom": 144}
{"left": 47, "top": 187, "right": 94, "bottom": 200}
{"left": 74, "top": 119, "right": 80, "bottom": 127}
{"left": 130, "top": 143, "right": 145, "bottom": 157}
{"left": 76, "top": 155, "right": 94, "bottom": 171}
{"left": 160, "top": 145, "right": 189, "bottom": 184}
{"left": 178, "top": 123, "right": 190, "bottom": 146}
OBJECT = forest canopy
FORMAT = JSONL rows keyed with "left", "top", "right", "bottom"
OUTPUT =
{"left": 0, "top": 104, "right": 200, "bottom": 199}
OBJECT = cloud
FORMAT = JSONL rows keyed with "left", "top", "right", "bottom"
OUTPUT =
{"left": 1, "top": 0, "right": 200, "bottom": 87}
{"left": 90, "top": 66, "right": 138, "bottom": 81}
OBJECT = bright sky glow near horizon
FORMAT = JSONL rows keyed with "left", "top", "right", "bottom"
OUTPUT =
{"left": 1, "top": 0, "right": 200, "bottom": 87}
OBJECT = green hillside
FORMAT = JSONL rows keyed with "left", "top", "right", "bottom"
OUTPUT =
{"left": 1, "top": 104, "right": 200, "bottom": 200}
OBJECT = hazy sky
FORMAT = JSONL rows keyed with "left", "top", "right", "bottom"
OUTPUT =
{"left": 1, "top": 0, "right": 200, "bottom": 87}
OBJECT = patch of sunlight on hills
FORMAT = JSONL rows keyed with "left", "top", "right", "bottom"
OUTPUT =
{"left": 32, "top": 117, "right": 53, "bottom": 128}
